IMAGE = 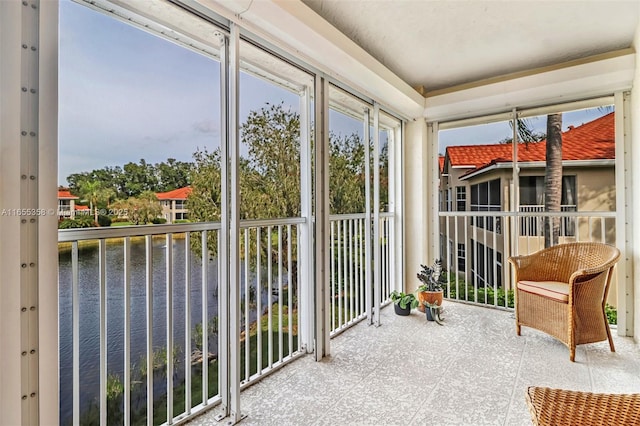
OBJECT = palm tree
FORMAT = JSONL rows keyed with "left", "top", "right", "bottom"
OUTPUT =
{"left": 515, "top": 114, "right": 562, "bottom": 248}
{"left": 78, "top": 180, "right": 114, "bottom": 223}
{"left": 544, "top": 114, "right": 563, "bottom": 248}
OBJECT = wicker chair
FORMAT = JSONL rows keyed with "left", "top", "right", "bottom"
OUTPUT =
{"left": 525, "top": 386, "right": 640, "bottom": 425}
{"left": 508, "top": 242, "right": 620, "bottom": 362}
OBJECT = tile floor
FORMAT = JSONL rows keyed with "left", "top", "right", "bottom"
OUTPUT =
{"left": 190, "top": 301, "right": 640, "bottom": 425}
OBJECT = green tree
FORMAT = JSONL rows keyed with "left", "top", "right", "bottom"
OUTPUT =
{"left": 329, "top": 132, "right": 366, "bottom": 214}
{"left": 240, "top": 102, "right": 301, "bottom": 220}
{"left": 112, "top": 191, "right": 162, "bottom": 225}
{"left": 123, "top": 159, "right": 158, "bottom": 197}
{"left": 156, "top": 158, "right": 192, "bottom": 192}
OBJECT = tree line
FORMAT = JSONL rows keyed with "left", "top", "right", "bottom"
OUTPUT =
{"left": 66, "top": 157, "right": 192, "bottom": 200}
{"left": 62, "top": 102, "right": 389, "bottom": 228}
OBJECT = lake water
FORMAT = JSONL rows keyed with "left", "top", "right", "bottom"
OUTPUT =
{"left": 58, "top": 237, "right": 271, "bottom": 424}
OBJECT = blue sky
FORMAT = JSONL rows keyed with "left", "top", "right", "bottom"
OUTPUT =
{"left": 58, "top": 0, "right": 368, "bottom": 185}
{"left": 59, "top": 0, "right": 609, "bottom": 184}
{"left": 60, "top": 0, "right": 305, "bottom": 184}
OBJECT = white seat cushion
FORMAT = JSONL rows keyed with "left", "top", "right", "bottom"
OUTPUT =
{"left": 517, "top": 280, "right": 569, "bottom": 303}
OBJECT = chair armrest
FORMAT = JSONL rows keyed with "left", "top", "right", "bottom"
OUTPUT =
{"left": 569, "top": 259, "right": 619, "bottom": 283}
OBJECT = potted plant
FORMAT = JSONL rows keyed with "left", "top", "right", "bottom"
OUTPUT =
{"left": 416, "top": 260, "right": 446, "bottom": 315}
{"left": 423, "top": 301, "right": 445, "bottom": 325}
{"left": 390, "top": 290, "right": 419, "bottom": 316}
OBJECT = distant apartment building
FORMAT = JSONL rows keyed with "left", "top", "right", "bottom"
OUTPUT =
{"left": 156, "top": 186, "right": 192, "bottom": 223}
{"left": 57, "top": 189, "right": 91, "bottom": 219}
{"left": 439, "top": 112, "right": 615, "bottom": 293}
{"left": 57, "top": 190, "right": 77, "bottom": 218}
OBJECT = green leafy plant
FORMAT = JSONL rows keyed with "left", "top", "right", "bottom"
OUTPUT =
{"left": 605, "top": 303, "right": 617, "bottom": 325}
{"left": 417, "top": 259, "right": 446, "bottom": 292}
{"left": 390, "top": 290, "right": 419, "bottom": 310}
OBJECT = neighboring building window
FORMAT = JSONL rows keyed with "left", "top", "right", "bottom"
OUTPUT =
{"left": 456, "top": 186, "right": 466, "bottom": 211}
{"left": 519, "top": 176, "right": 576, "bottom": 236}
{"left": 457, "top": 243, "right": 465, "bottom": 271}
{"left": 443, "top": 189, "right": 452, "bottom": 211}
{"left": 175, "top": 200, "right": 185, "bottom": 209}
{"left": 470, "top": 179, "right": 501, "bottom": 233}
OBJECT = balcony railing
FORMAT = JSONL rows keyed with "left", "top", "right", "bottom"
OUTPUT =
{"left": 519, "top": 204, "right": 577, "bottom": 237}
{"left": 439, "top": 210, "right": 616, "bottom": 309}
{"left": 58, "top": 212, "right": 393, "bottom": 424}
{"left": 58, "top": 218, "right": 304, "bottom": 425}
{"left": 328, "top": 212, "right": 393, "bottom": 336}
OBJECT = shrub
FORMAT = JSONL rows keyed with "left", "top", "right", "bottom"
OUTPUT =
{"left": 174, "top": 219, "right": 190, "bottom": 224}
{"left": 151, "top": 217, "right": 167, "bottom": 224}
{"left": 111, "top": 217, "right": 129, "bottom": 223}
{"left": 445, "top": 273, "right": 514, "bottom": 308}
{"left": 58, "top": 216, "right": 97, "bottom": 229}
{"left": 605, "top": 304, "right": 617, "bottom": 325}
{"left": 97, "top": 214, "right": 112, "bottom": 227}
{"left": 58, "top": 219, "right": 76, "bottom": 229}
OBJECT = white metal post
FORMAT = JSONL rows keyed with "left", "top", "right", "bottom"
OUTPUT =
{"left": 314, "top": 76, "right": 331, "bottom": 360}
{"left": 216, "top": 29, "right": 230, "bottom": 422}
{"left": 38, "top": 0, "right": 60, "bottom": 422}
{"left": 123, "top": 237, "right": 131, "bottom": 426}
{"left": 372, "top": 104, "right": 381, "bottom": 326}
{"left": 145, "top": 236, "right": 154, "bottom": 425}
{"left": 427, "top": 122, "right": 440, "bottom": 268}
{"left": 363, "top": 109, "right": 373, "bottom": 324}
{"left": 395, "top": 122, "right": 404, "bottom": 295}
{"left": 166, "top": 234, "right": 174, "bottom": 424}
{"left": 201, "top": 231, "right": 209, "bottom": 404}
{"left": 511, "top": 109, "right": 520, "bottom": 258}
{"left": 299, "top": 86, "right": 314, "bottom": 353}
{"left": 0, "top": 0, "right": 58, "bottom": 423}
{"left": 228, "top": 22, "right": 242, "bottom": 424}
{"left": 216, "top": 23, "right": 243, "bottom": 424}
{"left": 615, "top": 91, "right": 634, "bottom": 337}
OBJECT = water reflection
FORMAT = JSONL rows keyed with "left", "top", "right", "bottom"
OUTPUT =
{"left": 58, "top": 235, "right": 271, "bottom": 424}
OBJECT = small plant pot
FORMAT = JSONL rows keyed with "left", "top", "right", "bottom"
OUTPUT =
{"left": 418, "top": 290, "right": 443, "bottom": 312}
{"left": 394, "top": 303, "right": 411, "bottom": 316}
{"left": 426, "top": 307, "right": 435, "bottom": 321}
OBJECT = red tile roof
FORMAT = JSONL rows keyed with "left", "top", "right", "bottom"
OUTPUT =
{"left": 75, "top": 205, "right": 90, "bottom": 211}
{"left": 445, "top": 112, "right": 614, "bottom": 175}
{"left": 439, "top": 156, "right": 445, "bottom": 174}
{"left": 58, "top": 190, "right": 78, "bottom": 199}
{"left": 156, "top": 186, "right": 192, "bottom": 200}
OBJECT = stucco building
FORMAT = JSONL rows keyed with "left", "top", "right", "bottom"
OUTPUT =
{"left": 439, "top": 112, "right": 615, "bottom": 297}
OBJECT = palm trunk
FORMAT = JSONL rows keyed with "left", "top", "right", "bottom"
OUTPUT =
{"left": 544, "top": 113, "right": 563, "bottom": 248}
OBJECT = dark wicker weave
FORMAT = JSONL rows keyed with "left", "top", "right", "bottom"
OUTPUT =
{"left": 508, "top": 242, "right": 620, "bottom": 361}
{"left": 525, "top": 386, "right": 640, "bottom": 425}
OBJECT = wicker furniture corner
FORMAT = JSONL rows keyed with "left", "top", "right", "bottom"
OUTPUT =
{"left": 525, "top": 386, "right": 640, "bottom": 425}
{"left": 508, "top": 242, "right": 620, "bottom": 362}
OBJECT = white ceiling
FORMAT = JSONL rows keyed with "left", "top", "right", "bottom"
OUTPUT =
{"left": 300, "top": 0, "right": 640, "bottom": 94}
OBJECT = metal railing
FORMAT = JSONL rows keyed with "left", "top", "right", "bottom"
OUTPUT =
{"left": 519, "top": 205, "right": 577, "bottom": 237}
{"left": 328, "top": 213, "right": 393, "bottom": 336}
{"left": 58, "top": 218, "right": 304, "bottom": 425}
{"left": 438, "top": 210, "right": 616, "bottom": 310}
